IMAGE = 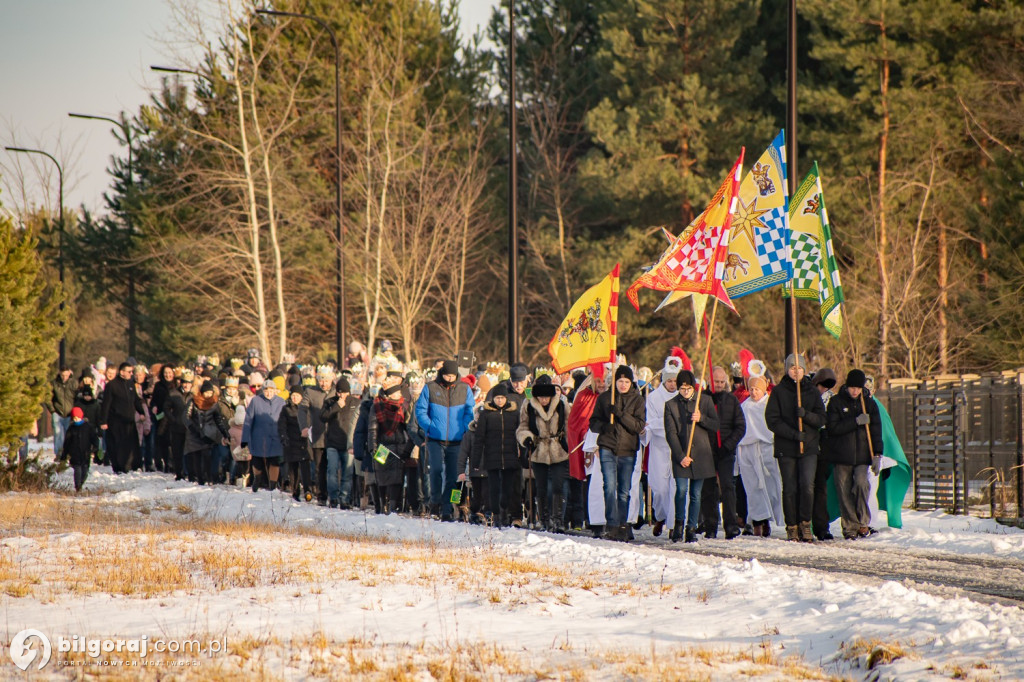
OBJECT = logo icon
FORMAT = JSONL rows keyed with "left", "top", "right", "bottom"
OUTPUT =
{"left": 9, "top": 629, "right": 51, "bottom": 671}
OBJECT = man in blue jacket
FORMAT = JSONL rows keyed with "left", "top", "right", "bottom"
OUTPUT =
{"left": 415, "top": 359, "right": 475, "bottom": 521}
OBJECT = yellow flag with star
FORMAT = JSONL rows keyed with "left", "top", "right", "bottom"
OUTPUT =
{"left": 657, "top": 131, "right": 791, "bottom": 312}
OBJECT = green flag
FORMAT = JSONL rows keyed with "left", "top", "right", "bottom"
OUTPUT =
{"left": 786, "top": 162, "right": 845, "bottom": 338}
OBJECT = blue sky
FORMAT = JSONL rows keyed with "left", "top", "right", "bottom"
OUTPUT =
{"left": 0, "top": 0, "right": 500, "bottom": 213}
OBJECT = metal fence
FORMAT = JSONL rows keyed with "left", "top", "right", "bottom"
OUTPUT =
{"left": 876, "top": 372, "right": 1024, "bottom": 520}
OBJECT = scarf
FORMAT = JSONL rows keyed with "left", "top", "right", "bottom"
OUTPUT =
{"left": 374, "top": 396, "right": 406, "bottom": 437}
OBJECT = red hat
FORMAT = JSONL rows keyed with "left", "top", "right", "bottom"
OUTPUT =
{"left": 71, "top": 407, "right": 84, "bottom": 419}
{"left": 461, "top": 374, "right": 477, "bottom": 389}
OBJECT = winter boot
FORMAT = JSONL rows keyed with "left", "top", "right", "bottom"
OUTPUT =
{"left": 669, "top": 521, "right": 683, "bottom": 542}
{"left": 621, "top": 524, "right": 635, "bottom": 542}
{"left": 429, "top": 503, "right": 441, "bottom": 519}
{"left": 652, "top": 519, "right": 664, "bottom": 537}
{"left": 551, "top": 493, "right": 565, "bottom": 532}
{"left": 799, "top": 521, "right": 815, "bottom": 542}
{"left": 786, "top": 525, "right": 800, "bottom": 541}
{"left": 684, "top": 527, "right": 698, "bottom": 543}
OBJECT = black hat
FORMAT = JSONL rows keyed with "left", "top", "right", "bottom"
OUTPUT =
{"left": 845, "top": 369, "right": 867, "bottom": 389}
{"left": 440, "top": 360, "right": 460, "bottom": 377}
{"left": 532, "top": 374, "right": 557, "bottom": 398}
{"left": 200, "top": 380, "right": 214, "bottom": 394}
{"left": 614, "top": 365, "right": 634, "bottom": 383}
{"left": 676, "top": 370, "right": 696, "bottom": 388}
{"left": 509, "top": 363, "right": 529, "bottom": 382}
{"left": 491, "top": 383, "right": 509, "bottom": 398}
{"left": 335, "top": 377, "right": 351, "bottom": 394}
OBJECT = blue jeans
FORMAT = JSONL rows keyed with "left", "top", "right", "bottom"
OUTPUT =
{"left": 52, "top": 414, "right": 70, "bottom": 458}
{"left": 599, "top": 449, "right": 635, "bottom": 527}
{"left": 674, "top": 477, "right": 704, "bottom": 529}
{"left": 427, "top": 440, "right": 460, "bottom": 517}
{"left": 326, "top": 447, "right": 354, "bottom": 505}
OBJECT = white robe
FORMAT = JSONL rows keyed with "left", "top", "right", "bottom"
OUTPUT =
{"left": 736, "top": 395, "right": 784, "bottom": 525}
{"left": 643, "top": 384, "right": 678, "bottom": 524}
{"left": 583, "top": 430, "right": 644, "bottom": 525}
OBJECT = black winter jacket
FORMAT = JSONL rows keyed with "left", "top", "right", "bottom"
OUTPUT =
{"left": 61, "top": 420, "right": 98, "bottom": 466}
{"left": 588, "top": 386, "right": 646, "bottom": 456}
{"left": 824, "top": 386, "right": 883, "bottom": 466}
{"left": 664, "top": 391, "right": 719, "bottom": 479}
{"left": 764, "top": 375, "right": 827, "bottom": 459}
{"left": 73, "top": 390, "right": 101, "bottom": 439}
{"left": 321, "top": 394, "right": 361, "bottom": 452}
{"left": 471, "top": 398, "right": 522, "bottom": 471}
{"left": 278, "top": 401, "right": 312, "bottom": 463}
{"left": 711, "top": 390, "right": 746, "bottom": 458}
{"left": 366, "top": 396, "right": 413, "bottom": 487}
{"left": 99, "top": 376, "right": 145, "bottom": 426}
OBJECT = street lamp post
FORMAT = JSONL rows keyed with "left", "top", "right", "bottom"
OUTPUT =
{"left": 5, "top": 146, "right": 66, "bottom": 367}
{"left": 68, "top": 112, "right": 136, "bottom": 359}
{"left": 255, "top": 8, "right": 346, "bottom": 367}
{"left": 508, "top": 3, "right": 519, "bottom": 366}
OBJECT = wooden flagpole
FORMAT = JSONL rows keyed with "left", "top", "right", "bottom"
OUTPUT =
{"left": 684, "top": 297, "right": 720, "bottom": 462}
{"left": 790, "top": 281, "right": 804, "bottom": 454}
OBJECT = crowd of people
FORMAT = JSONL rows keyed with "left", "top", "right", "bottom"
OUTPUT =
{"left": 47, "top": 340, "right": 884, "bottom": 543}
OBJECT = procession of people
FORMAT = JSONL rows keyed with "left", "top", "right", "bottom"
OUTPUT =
{"left": 47, "top": 340, "right": 891, "bottom": 543}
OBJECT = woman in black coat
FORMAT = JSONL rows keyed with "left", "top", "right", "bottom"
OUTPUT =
{"left": 367, "top": 379, "right": 413, "bottom": 513}
{"left": 664, "top": 371, "right": 720, "bottom": 542}
{"left": 279, "top": 389, "right": 312, "bottom": 501}
{"left": 765, "top": 355, "right": 827, "bottom": 541}
{"left": 471, "top": 384, "right": 522, "bottom": 527}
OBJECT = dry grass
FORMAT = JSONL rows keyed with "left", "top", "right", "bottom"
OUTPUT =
{"left": 598, "top": 645, "right": 847, "bottom": 681}
{"left": 839, "top": 637, "right": 917, "bottom": 670}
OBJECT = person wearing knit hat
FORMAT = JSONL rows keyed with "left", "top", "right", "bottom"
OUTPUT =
{"left": 765, "top": 351, "right": 827, "bottom": 542}
{"left": 588, "top": 362, "right": 647, "bottom": 541}
{"left": 810, "top": 367, "right": 839, "bottom": 540}
{"left": 516, "top": 374, "right": 569, "bottom": 531}
{"left": 644, "top": 354, "right": 684, "bottom": 537}
{"left": 825, "top": 368, "right": 883, "bottom": 540}
{"left": 320, "top": 376, "right": 360, "bottom": 508}
{"left": 664, "top": 365, "right": 719, "bottom": 543}
{"left": 415, "top": 353, "right": 477, "bottom": 520}
{"left": 61, "top": 405, "right": 98, "bottom": 492}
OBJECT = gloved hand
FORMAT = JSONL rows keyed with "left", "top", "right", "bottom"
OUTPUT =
{"left": 871, "top": 455, "right": 882, "bottom": 475}
{"left": 241, "top": 442, "right": 248, "bottom": 449}
{"left": 523, "top": 436, "right": 535, "bottom": 450}
{"left": 855, "top": 413, "right": 870, "bottom": 426}
{"left": 795, "top": 431, "right": 807, "bottom": 443}
{"left": 796, "top": 406, "right": 806, "bottom": 418}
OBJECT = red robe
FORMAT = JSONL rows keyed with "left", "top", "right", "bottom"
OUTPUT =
{"left": 567, "top": 387, "right": 599, "bottom": 481}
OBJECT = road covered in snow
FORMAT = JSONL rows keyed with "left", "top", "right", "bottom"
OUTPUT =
{"left": 1, "top": 458, "right": 1022, "bottom": 680}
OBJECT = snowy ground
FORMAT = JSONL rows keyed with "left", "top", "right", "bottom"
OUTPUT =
{"left": 1, "top": 445, "right": 1023, "bottom": 680}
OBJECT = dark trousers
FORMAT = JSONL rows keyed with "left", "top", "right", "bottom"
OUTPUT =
{"left": 73, "top": 463, "right": 90, "bottom": 491}
{"left": 532, "top": 460, "right": 569, "bottom": 526}
{"left": 106, "top": 419, "right": 136, "bottom": 473}
{"left": 778, "top": 455, "right": 817, "bottom": 526}
{"left": 735, "top": 474, "right": 748, "bottom": 524}
{"left": 402, "top": 465, "right": 422, "bottom": 512}
{"left": 813, "top": 460, "right": 834, "bottom": 537}
{"left": 700, "top": 453, "right": 740, "bottom": 535}
{"left": 566, "top": 477, "right": 584, "bottom": 527}
{"left": 382, "top": 483, "right": 403, "bottom": 513}
{"left": 154, "top": 429, "right": 171, "bottom": 472}
{"left": 187, "top": 447, "right": 215, "bottom": 484}
{"left": 469, "top": 475, "right": 487, "bottom": 516}
{"left": 288, "top": 459, "right": 312, "bottom": 498}
{"left": 487, "top": 468, "right": 521, "bottom": 526}
{"left": 170, "top": 429, "right": 186, "bottom": 478}
{"left": 311, "top": 447, "right": 327, "bottom": 503}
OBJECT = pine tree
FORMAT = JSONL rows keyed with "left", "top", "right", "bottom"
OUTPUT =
{"left": 0, "top": 191, "right": 64, "bottom": 451}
